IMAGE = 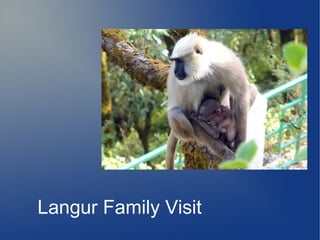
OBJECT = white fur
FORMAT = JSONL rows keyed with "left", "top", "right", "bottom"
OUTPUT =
{"left": 171, "top": 33, "right": 239, "bottom": 86}
{"left": 246, "top": 92, "right": 267, "bottom": 169}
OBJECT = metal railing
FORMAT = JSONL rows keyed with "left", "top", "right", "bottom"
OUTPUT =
{"left": 264, "top": 74, "right": 307, "bottom": 154}
{"left": 119, "top": 74, "right": 308, "bottom": 170}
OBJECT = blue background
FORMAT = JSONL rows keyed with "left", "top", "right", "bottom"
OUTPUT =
{"left": 0, "top": 0, "right": 318, "bottom": 239}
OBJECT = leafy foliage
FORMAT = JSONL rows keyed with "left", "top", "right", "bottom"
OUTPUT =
{"left": 208, "top": 30, "right": 290, "bottom": 88}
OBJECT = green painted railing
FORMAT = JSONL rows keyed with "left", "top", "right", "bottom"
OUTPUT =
{"left": 118, "top": 145, "right": 167, "bottom": 170}
{"left": 264, "top": 74, "right": 307, "bottom": 155}
{"left": 119, "top": 74, "right": 308, "bottom": 170}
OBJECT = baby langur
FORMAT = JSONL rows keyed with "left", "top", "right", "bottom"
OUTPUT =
{"left": 166, "top": 32, "right": 250, "bottom": 169}
{"left": 190, "top": 98, "right": 236, "bottom": 149}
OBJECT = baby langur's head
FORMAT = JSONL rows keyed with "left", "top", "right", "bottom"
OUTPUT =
{"left": 198, "top": 98, "right": 223, "bottom": 122}
{"left": 170, "top": 33, "right": 213, "bottom": 85}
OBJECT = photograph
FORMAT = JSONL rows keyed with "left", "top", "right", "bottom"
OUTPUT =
{"left": 101, "top": 29, "right": 307, "bottom": 170}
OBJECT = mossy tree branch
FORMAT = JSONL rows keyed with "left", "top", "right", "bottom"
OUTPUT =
{"left": 101, "top": 29, "right": 169, "bottom": 91}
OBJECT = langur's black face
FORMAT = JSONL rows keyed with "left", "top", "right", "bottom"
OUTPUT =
{"left": 172, "top": 58, "right": 187, "bottom": 80}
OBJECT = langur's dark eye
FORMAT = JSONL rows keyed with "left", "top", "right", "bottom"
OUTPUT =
{"left": 195, "top": 47, "right": 203, "bottom": 55}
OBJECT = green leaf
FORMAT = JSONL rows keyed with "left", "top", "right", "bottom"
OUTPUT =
{"left": 295, "top": 147, "right": 307, "bottom": 161}
{"left": 235, "top": 140, "right": 258, "bottom": 163}
{"left": 218, "top": 140, "right": 258, "bottom": 170}
{"left": 218, "top": 159, "right": 248, "bottom": 170}
{"left": 283, "top": 42, "right": 307, "bottom": 72}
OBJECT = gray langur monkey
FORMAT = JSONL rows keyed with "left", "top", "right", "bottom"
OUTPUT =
{"left": 166, "top": 32, "right": 250, "bottom": 170}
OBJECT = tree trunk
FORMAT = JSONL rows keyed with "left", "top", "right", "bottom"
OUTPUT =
{"left": 279, "top": 29, "right": 294, "bottom": 45}
{"left": 101, "top": 51, "right": 114, "bottom": 148}
{"left": 134, "top": 103, "right": 153, "bottom": 154}
{"left": 101, "top": 51, "right": 112, "bottom": 125}
{"left": 181, "top": 141, "right": 222, "bottom": 169}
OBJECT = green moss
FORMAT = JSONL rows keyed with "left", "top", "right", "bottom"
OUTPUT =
{"left": 181, "top": 141, "right": 222, "bottom": 170}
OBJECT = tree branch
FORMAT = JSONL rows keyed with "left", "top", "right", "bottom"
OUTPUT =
{"left": 101, "top": 29, "right": 169, "bottom": 91}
